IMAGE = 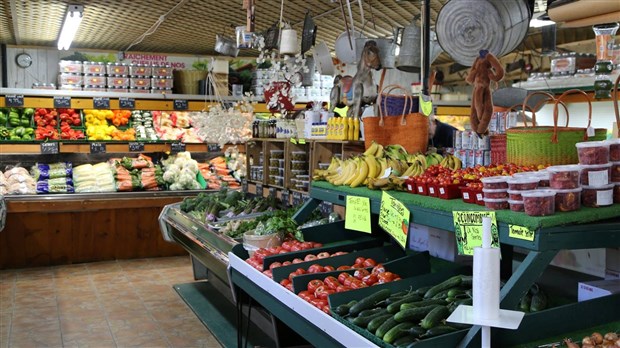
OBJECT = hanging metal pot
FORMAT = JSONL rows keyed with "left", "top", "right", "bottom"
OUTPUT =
{"left": 396, "top": 19, "right": 442, "bottom": 73}
{"left": 214, "top": 34, "right": 239, "bottom": 57}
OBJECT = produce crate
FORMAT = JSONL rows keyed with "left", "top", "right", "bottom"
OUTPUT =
{"left": 459, "top": 186, "right": 483, "bottom": 205}
{"left": 290, "top": 251, "right": 431, "bottom": 294}
{"left": 438, "top": 184, "right": 461, "bottom": 200}
{"left": 427, "top": 183, "right": 439, "bottom": 197}
{"left": 416, "top": 182, "right": 429, "bottom": 196}
{"left": 327, "top": 268, "right": 471, "bottom": 348}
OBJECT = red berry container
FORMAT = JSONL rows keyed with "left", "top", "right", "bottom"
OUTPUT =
{"left": 522, "top": 190, "right": 556, "bottom": 216}
{"left": 507, "top": 176, "right": 539, "bottom": 190}
{"left": 483, "top": 197, "right": 509, "bottom": 210}
{"left": 614, "top": 183, "right": 620, "bottom": 203}
{"left": 507, "top": 189, "right": 534, "bottom": 201}
{"left": 547, "top": 165, "right": 581, "bottom": 189}
{"left": 576, "top": 141, "right": 610, "bottom": 165}
{"left": 582, "top": 184, "right": 614, "bottom": 208}
{"left": 460, "top": 186, "right": 476, "bottom": 204}
{"left": 609, "top": 139, "right": 620, "bottom": 162}
{"left": 474, "top": 189, "right": 485, "bottom": 206}
{"left": 553, "top": 187, "right": 582, "bottom": 212}
{"left": 405, "top": 177, "right": 417, "bottom": 194}
{"left": 508, "top": 199, "right": 524, "bottom": 212}
{"left": 480, "top": 176, "right": 511, "bottom": 190}
{"left": 611, "top": 162, "right": 620, "bottom": 183}
{"left": 579, "top": 163, "right": 611, "bottom": 186}
{"left": 416, "top": 181, "right": 428, "bottom": 196}
{"left": 482, "top": 188, "right": 509, "bottom": 199}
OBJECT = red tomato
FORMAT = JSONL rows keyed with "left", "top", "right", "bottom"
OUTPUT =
{"left": 377, "top": 272, "right": 395, "bottom": 283}
{"left": 279, "top": 279, "right": 291, "bottom": 287}
{"left": 295, "top": 268, "right": 307, "bottom": 275}
{"left": 313, "top": 242, "right": 323, "bottom": 248}
{"left": 308, "top": 264, "right": 325, "bottom": 273}
{"left": 316, "top": 288, "right": 335, "bottom": 300}
{"left": 350, "top": 279, "right": 365, "bottom": 289}
{"left": 281, "top": 241, "right": 293, "bottom": 251}
{"left": 285, "top": 283, "right": 293, "bottom": 292}
{"left": 372, "top": 264, "right": 386, "bottom": 274}
{"left": 343, "top": 277, "right": 355, "bottom": 287}
{"left": 337, "top": 272, "right": 350, "bottom": 284}
{"left": 322, "top": 305, "right": 331, "bottom": 314}
{"left": 316, "top": 252, "right": 330, "bottom": 259}
{"left": 288, "top": 272, "right": 298, "bottom": 281}
{"left": 337, "top": 265, "right": 351, "bottom": 271}
{"left": 262, "top": 270, "right": 273, "bottom": 278}
{"left": 362, "top": 258, "right": 377, "bottom": 268}
{"left": 354, "top": 269, "right": 370, "bottom": 280}
{"left": 282, "top": 261, "right": 292, "bottom": 266}
{"left": 335, "top": 285, "right": 349, "bottom": 293}
{"left": 352, "top": 263, "right": 363, "bottom": 269}
{"left": 307, "top": 279, "right": 324, "bottom": 293}
{"left": 267, "top": 247, "right": 278, "bottom": 254}
{"left": 269, "top": 262, "right": 282, "bottom": 270}
{"left": 298, "top": 290, "right": 312, "bottom": 301}
{"left": 301, "top": 242, "right": 314, "bottom": 249}
{"left": 292, "top": 258, "right": 303, "bottom": 264}
{"left": 323, "top": 265, "right": 335, "bottom": 272}
{"left": 310, "top": 298, "right": 327, "bottom": 308}
{"left": 362, "top": 274, "right": 378, "bottom": 286}
{"left": 291, "top": 245, "right": 302, "bottom": 252}
{"left": 354, "top": 257, "right": 366, "bottom": 265}
{"left": 324, "top": 276, "right": 340, "bottom": 290}
{"left": 332, "top": 251, "right": 348, "bottom": 256}
{"left": 304, "top": 254, "right": 317, "bottom": 262}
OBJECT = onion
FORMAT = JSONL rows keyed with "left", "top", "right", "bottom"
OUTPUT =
{"left": 584, "top": 337, "right": 594, "bottom": 345}
{"left": 615, "top": 338, "right": 620, "bottom": 347}
{"left": 605, "top": 333, "right": 619, "bottom": 342}
{"left": 592, "top": 332, "right": 604, "bottom": 345}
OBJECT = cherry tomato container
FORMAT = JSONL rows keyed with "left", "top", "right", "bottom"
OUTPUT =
{"left": 415, "top": 180, "right": 429, "bottom": 196}
{"left": 483, "top": 197, "right": 509, "bottom": 210}
{"left": 438, "top": 183, "right": 461, "bottom": 199}
{"left": 522, "top": 190, "right": 556, "bottom": 216}
{"left": 427, "top": 182, "right": 439, "bottom": 197}
{"left": 405, "top": 177, "right": 417, "bottom": 194}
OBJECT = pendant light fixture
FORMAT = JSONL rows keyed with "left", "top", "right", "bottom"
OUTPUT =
{"left": 57, "top": 5, "right": 84, "bottom": 50}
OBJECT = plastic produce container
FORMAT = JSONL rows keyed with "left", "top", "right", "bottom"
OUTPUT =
{"left": 614, "top": 183, "right": 620, "bottom": 203}
{"left": 482, "top": 188, "right": 508, "bottom": 199}
{"left": 58, "top": 73, "right": 83, "bottom": 86}
{"left": 269, "top": 159, "right": 279, "bottom": 167}
{"left": 107, "top": 63, "right": 129, "bottom": 76}
{"left": 82, "top": 62, "right": 106, "bottom": 74}
{"left": 522, "top": 190, "right": 556, "bottom": 216}
{"left": 576, "top": 141, "right": 610, "bottom": 165}
{"left": 58, "top": 60, "right": 82, "bottom": 73}
{"left": 151, "top": 77, "right": 173, "bottom": 88}
{"left": 153, "top": 65, "right": 173, "bottom": 77}
{"left": 507, "top": 189, "right": 534, "bottom": 201}
{"left": 480, "top": 176, "right": 511, "bottom": 189}
{"left": 106, "top": 86, "right": 128, "bottom": 93}
{"left": 291, "top": 151, "right": 307, "bottom": 161}
{"left": 130, "top": 64, "right": 153, "bottom": 77}
{"left": 269, "top": 150, "right": 284, "bottom": 159}
{"left": 107, "top": 76, "right": 130, "bottom": 87}
{"left": 296, "top": 180, "right": 310, "bottom": 191}
{"left": 83, "top": 74, "right": 106, "bottom": 86}
{"left": 609, "top": 139, "right": 620, "bottom": 161}
{"left": 291, "top": 160, "right": 307, "bottom": 170}
{"left": 507, "top": 176, "right": 539, "bottom": 190}
{"left": 318, "top": 163, "right": 330, "bottom": 170}
{"left": 579, "top": 163, "right": 611, "bottom": 186}
{"left": 611, "top": 162, "right": 620, "bottom": 182}
{"left": 483, "top": 197, "right": 509, "bottom": 210}
{"left": 130, "top": 77, "right": 151, "bottom": 88}
{"left": 548, "top": 165, "right": 581, "bottom": 189}
{"left": 508, "top": 200, "right": 524, "bottom": 212}
{"left": 553, "top": 187, "right": 582, "bottom": 212}
{"left": 582, "top": 184, "right": 614, "bottom": 207}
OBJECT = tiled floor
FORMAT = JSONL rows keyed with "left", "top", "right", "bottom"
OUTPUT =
{"left": 0, "top": 256, "right": 222, "bottom": 348}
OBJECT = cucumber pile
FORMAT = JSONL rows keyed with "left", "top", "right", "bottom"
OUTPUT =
{"left": 334, "top": 275, "right": 473, "bottom": 347}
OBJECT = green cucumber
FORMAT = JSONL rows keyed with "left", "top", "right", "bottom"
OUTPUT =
{"left": 393, "top": 334, "right": 419, "bottom": 347}
{"left": 530, "top": 290, "right": 547, "bottom": 312}
{"left": 400, "top": 299, "right": 447, "bottom": 311}
{"left": 414, "top": 285, "right": 432, "bottom": 296}
{"left": 460, "top": 275, "right": 473, "bottom": 287}
{"left": 447, "top": 288, "right": 465, "bottom": 297}
{"left": 349, "top": 289, "right": 391, "bottom": 316}
{"left": 519, "top": 292, "right": 532, "bottom": 312}
{"left": 375, "top": 317, "right": 399, "bottom": 339}
{"left": 383, "top": 322, "right": 417, "bottom": 344}
{"left": 431, "top": 288, "right": 452, "bottom": 299}
{"left": 333, "top": 300, "right": 357, "bottom": 316}
{"left": 387, "top": 293, "right": 423, "bottom": 313}
{"left": 448, "top": 298, "right": 472, "bottom": 313}
{"left": 394, "top": 305, "right": 440, "bottom": 323}
{"left": 358, "top": 307, "right": 385, "bottom": 317}
{"left": 419, "top": 325, "right": 458, "bottom": 338}
{"left": 351, "top": 308, "right": 389, "bottom": 328}
{"left": 420, "top": 306, "right": 450, "bottom": 329}
{"left": 367, "top": 314, "right": 393, "bottom": 333}
{"left": 424, "top": 275, "right": 464, "bottom": 299}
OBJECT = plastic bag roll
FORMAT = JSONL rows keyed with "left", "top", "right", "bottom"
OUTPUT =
{"left": 473, "top": 246, "right": 500, "bottom": 321}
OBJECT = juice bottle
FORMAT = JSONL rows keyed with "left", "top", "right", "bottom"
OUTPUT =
{"left": 353, "top": 117, "right": 360, "bottom": 141}
{"left": 342, "top": 117, "right": 349, "bottom": 140}
{"left": 347, "top": 117, "right": 354, "bottom": 140}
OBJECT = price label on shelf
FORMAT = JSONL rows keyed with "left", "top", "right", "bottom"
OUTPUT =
{"left": 5, "top": 95, "right": 24, "bottom": 107}
{"left": 53, "top": 96, "right": 71, "bottom": 108}
{"left": 345, "top": 196, "right": 371, "bottom": 233}
{"left": 241, "top": 180, "right": 248, "bottom": 193}
{"left": 452, "top": 211, "right": 499, "bottom": 256}
{"left": 290, "top": 138, "right": 297, "bottom": 144}
{"left": 320, "top": 201, "right": 333, "bottom": 216}
{"left": 40, "top": 142, "right": 59, "bottom": 154}
{"left": 207, "top": 143, "right": 221, "bottom": 152}
{"left": 298, "top": 138, "right": 306, "bottom": 144}
{"left": 170, "top": 142, "right": 185, "bottom": 153}
{"left": 281, "top": 189, "right": 290, "bottom": 207}
{"left": 292, "top": 191, "right": 302, "bottom": 206}
{"left": 509, "top": 225, "right": 535, "bottom": 242}
{"left": 379, "top": 192, "right": 410, "bottom": 249}
{"left": 128, "top": 142, "right": 144, "bottom": 152}
{"left": 268, "top": 187, "right": 277, "bottom": 198}
{"left": 255, "top": 182, "right": 263, "bottom": 196}
{"left": 90, "top": 142, "right": 106, "bottom": 154}
{"left": 173, "top": 99, "right": 188, "bottom": 110}
{"left": 119, "top": 97, "right": 135, "bottom": 109}
{"left": 93, "top": 97, "right": 110, "bottom": 109}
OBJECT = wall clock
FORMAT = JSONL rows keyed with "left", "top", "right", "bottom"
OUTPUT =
{"left": 16, "top": 53, "right": 33, "bottom": 68}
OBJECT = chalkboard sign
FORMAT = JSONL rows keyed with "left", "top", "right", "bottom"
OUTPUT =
{"left": 255, "top": 182, "right": 263, "bottom": 196}
{"left": 53, "top": 96, "right": 71, "bottom": 108}
{"left": 90, "top": 142, "right": 106, "bottom": 154}
{"left": 292, "top": 192, "right": 302, "bottom": 206}
{"left": 128, "top": 142, "right": 144, "bottom": 152}
{"left": 173, "top": 99, "right": 188, "bottom": 110}
{"left": 281, "top": 189, "right": 290, "bottom": 207}
{"left": 268, "top": 187, "right": 277, "bottom": 198}
{"left": 170, "top": 142, "right": 185, "bottom": 153}
{"left": 119, "top": 97, "right": 135, "bottom": 109}
{"left": 207, "top": 143, "right": 221, "bottom": 152}
{"left": 40, "top": 142, "right": 59, "bottom": 154}
{"left": 93, "top": 97, "right": 110, "bottom": 109}
{"left": 5, "top": 95, "right": 24, "bottom": 107}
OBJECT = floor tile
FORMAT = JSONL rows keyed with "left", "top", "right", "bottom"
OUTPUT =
{"left": 119, "top": 259, "right": 155, "bottom": 271}
{"left": 10, "top": 307, "right": 58, "bottom": 326}
{"left": 53, "top": 263, "right": 89, "bottom": 278}
{"left": 86, "top": 260, "right": 123, "bottom": 275}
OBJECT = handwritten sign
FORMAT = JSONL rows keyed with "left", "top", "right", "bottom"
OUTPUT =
{"left": 119, "top": 97, "right": 135, "bottom": 109}
{"left": 93, "top": 97, "right": 110, "bottom": 109}
{"left": 40, "top": 142, "right": 59, "bottom": 154}
{"left": 5, "top": 95, "right": 24, "bottom": 107}
{"left": 419, "top": 95, "right": 433, "bottom": 116}
{"left": 90, "top": 142, "right": 106, "bottom": 154}
{"left": 452, "top": 211, "right": 499, "bottom": 256}
{"left": 207, "top": 143, "right": 221, "bottom": 152}
{"left": 173, "top": 99, "right": 188, "bottom": 110}
{"left": 345, "top": 196, "right": 371, "bottom": 233}
{"left": 171, "top": 142, "right": 185, "bottom": 153}
{"left": 509, "top": 224, "right": 535, "bottom": 242}
{"left": 298, "top": 138, "right": 306, "bottom": 144}
{"left": 53, "top": 96, "right": 71, "bottom": 108}
{"left": 290, "top": 138, "right": 297, "bottom": 144}
{"left": 379, "top": 192, "right": 410, "bottom": 249}
{"left": 128, "top": 142, "right": 144, "bottom": 152}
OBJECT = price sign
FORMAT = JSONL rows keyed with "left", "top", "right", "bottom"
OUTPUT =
{"left": 290, "top": 138, "right": 297, "bottom": 144}
{"left": 509, "top": 225, "right": 535, "bottom": 242}
{"left": 171, "top": 142, "right": 186, "bottom": 153}
{"left": 292, "top": 191, "right": 302, "bottom": 206}
{"left": 119, "top": 97, "right": 135, "bottom": 109}
{"left": 255, "top": 182, "right": 263, "bottom": 196}
{"left": 207, "top": 143, "right": 221, "bottom": 152}
{"left": 40, "top": 142, "right": 59, "bottom": 154}
{"left": 345, "top": 196, "right": 371, "bottom": 233}
{"left": 128, "top": 142, "right": 144, "bottom": 152}
{"left": 452, "top": 211, "right": 499, "bottom": 256}
{"left": 5, "top": 95, "right": 24, "bottom": 107}
{"left": 93, "top": 97, "right": 110, "bottom": 109}
{"left": 298, "top": 138, "right": 306, "bottom": 144}
{"left": 90, "top": 142, "right": 106, "bottom": 154}
{"left": 378, "top": 192, "right": 410, "bottom": 249}
{"left": 53, "top": 96, "right": 71, "bottom": 108}
{"left": 173, "top": 99, "right": 188, "bottom": 110}
{"left": 281, "top": 189, "right": 290, "bottom": 207}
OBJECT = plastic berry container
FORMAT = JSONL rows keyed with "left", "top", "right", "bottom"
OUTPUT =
{"left": 291, "top": 151, "right": 307, "bottom": 161}
{"left": 581, "top": 184, "right": 614, "bottom": 208}
{"left": 522, "top": 190, "right": 556, "bottom": 216}
{"left": 269, "top": 166, "right": 279, "bottom": 176}
{"left": 269, "top": 150, "right": 284, "bottom": 159}
{"left": 611, "top": 162, "right": 620, "bottom": 182}
{"left": 483, "top": 197, "right": 509, "bottom": 210}
{"left": 535, "top": 170, "right": 551, "bottom": 187}
{"left": 608, "top": 139, "right": 620, "bottom": 162}
{"left": 507, "top": 189, "right": 534, "bottom": 201}
{"left": 480, "top": 176, "right": 511, "bottom": 190}
{"left": 576, "top": 141, "right": 610, "bottom": 165}
{"left": 482, "top": 188, "right": 508, "bottom": 199}
{"left": 291, "top": 160, "right": 307, "bottom": 170}
{"left": 507, "top": 176, "right": 539, "bottom": 190}
{"left": 269, "top": 158, "right": 279, "bottom": 167}
{"left": 553, "top": 187, "right": 582, "bottom": 212}
{"left": 547, "top": 165, "right": 581, "bottom": 189}
{"left": 579, "top": 163, "right": 611, "bottom": 186}
{"left": 614, "top": 183, "right": 620, "bottom": 203}
{"left": 508, "top": 199, "right": 524, "bottom": 212}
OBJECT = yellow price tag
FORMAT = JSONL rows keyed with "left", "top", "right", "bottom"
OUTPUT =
{"left": 378, "top": 192, "right": 410, "bottom": 249}
{"left": 345, "top": 195, "right": 371, "bottom": 233}
{"left": 299, "top": 138, "right": 306, "bottom": 144}
{"left": 420, "top": 95, "right": 433, "bottom": 116}
{"left": 509, "top": 225, "right": 535, "bottom": 242}
{"left": 290, "top": 138, "right": 297, "bottom": 144}
{"left": 452, "top": 211, "right": 499, "bottom": 256}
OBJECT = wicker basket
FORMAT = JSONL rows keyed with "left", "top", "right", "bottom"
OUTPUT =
{"left": 173, "top": 70, "right": 208, "bottom": 95}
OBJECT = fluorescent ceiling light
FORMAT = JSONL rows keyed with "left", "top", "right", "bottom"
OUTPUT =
{"left": 57, "top": 5, "right": 83, "bottom": 50}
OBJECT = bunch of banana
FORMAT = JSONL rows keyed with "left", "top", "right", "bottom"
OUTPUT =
{"left": 425, "top": 152, "right": 444, "bottom": 167}
{"left": 312, "top": 157, "right": 342, "bottom": 181}
{"left": 406, "top": 152, "right": 429, "bottom": 170}
{"left": 367, "top": 174, "right": 407, "bottom": 190}
{"left": 400, "top": 160, "right": 425, "bottom": 177}
{"left": 384, "top": 144, "right": 408, "bottom": 161}
{"left": 363, "top": 141, "right": 385, "bottom": 158}
{"left": 439, "top": 154, "right": 462, "bottom": 171}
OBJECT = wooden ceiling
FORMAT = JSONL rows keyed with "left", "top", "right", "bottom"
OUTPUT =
{"left": 0, "top": 0, "right": 599, "bottom": 65}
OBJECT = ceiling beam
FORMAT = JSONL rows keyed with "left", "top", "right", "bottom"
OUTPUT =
{"left": 9, "top": 0, "right": 21, "bottom": 44}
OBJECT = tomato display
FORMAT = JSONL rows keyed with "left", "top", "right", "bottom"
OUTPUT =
{"left": 244, "top": 238, "right": 322, "bottom": 274}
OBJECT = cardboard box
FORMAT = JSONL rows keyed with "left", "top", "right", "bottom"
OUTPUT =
{"left": 550, "top": 248, "right": 606, "bottom": 278}
{"left": 408, "top": 223, "right": 470, "bottom": 264}
{"left": 578, "top": 279, "right": 620, "bottom": 302}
